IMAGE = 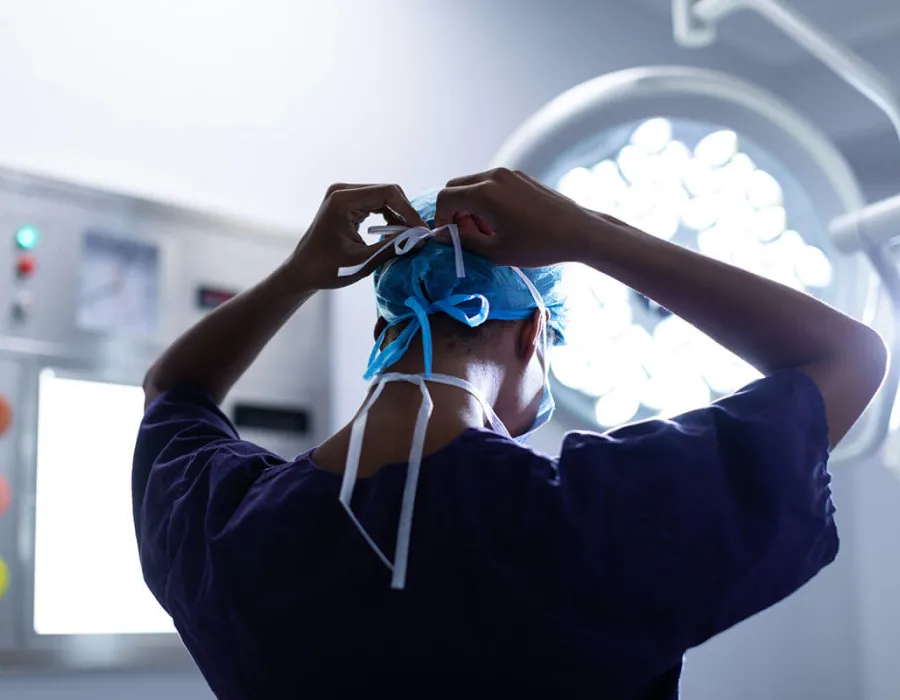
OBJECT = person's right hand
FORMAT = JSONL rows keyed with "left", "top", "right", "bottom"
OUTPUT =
{"left": 434, "top": 168, "right": 602, "bottom": 268}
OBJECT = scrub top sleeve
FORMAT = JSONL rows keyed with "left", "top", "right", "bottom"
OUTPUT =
{"left": 559, "top": 369, "right": 836, "bottom": 653}
{"left": 132, "top": 386, "right": 286, "bottom": 611}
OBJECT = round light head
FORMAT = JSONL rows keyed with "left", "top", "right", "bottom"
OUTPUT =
{"left": 494, "top": 67, "right": 870, "bottom": 429}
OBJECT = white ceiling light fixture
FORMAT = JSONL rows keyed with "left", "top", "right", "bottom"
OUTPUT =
{"left": 493, "top": 63, "right": 896, "bottom": 463}
{"left": 674, "top": 0, "right": 900, "bottom": 466}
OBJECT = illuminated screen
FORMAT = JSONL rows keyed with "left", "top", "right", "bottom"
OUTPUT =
{"left": 33, "top": 371, "right": 174, "bottom": 635}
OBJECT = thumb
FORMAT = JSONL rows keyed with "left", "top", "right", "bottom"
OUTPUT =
{"left": 338, "top": 233, "right": 405, "bottom": 282}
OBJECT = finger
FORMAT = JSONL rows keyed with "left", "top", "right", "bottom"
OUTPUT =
{"left": 450, "top": 228, "right": 497, "bottom": 259}
{"left": 434, "top": 183, "right": 491, "bottom": 228}
{"left": 433, "top": 211, "right": 480, "bottom": 243}
{"left": 433, "top": 213, "right": 496, "bottom": 258}
{"left": 382, "top": 187, "right": 428, "bottom": 228}
{"left": 471, "top": 213, "right": 495, "bottom": 235}
{"left": 375, "top": 206, "right": 405, "bottom": 227}
{"left": 336, "top": 184, "right": 427, "bottom": 228}
{"left": 327, "top": 184, "right": 385, "bottom": 228}
{"left": 367, "top": 208, "right": 428, "bottom": 254}
{"left": 445, "top": 171, "right": 494, "bottom": 188}
{"left": 325, "top": 182, "right": 372, "bottom": 196}
{"left": 444, "top": 167, "right": 518, "bottom": 189}
{"left": 454, "top": 211, "right": 482, "bottom": 238}
{"left": 383, "top": 200, "right": 427, "bottom": 229}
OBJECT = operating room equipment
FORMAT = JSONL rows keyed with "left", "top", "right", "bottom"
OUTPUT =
{"left": 492, "top": 18, "right": 898, "bottom": 462}
{"left": 0, "top": 166, "right": 326, "bottom": 673}
{"left": 674, "top": 0, "right": 900, "bottom": 462}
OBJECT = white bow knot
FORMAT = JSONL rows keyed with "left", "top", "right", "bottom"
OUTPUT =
{"left": 337, "top": 224, "right": 465, "bottom": 279}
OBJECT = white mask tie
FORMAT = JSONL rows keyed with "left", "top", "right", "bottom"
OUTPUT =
{"left": 338, "top": 371, "right": 509, "bottom": 590}
{"left": 337, "top": 224, "right": 464, "bottom": 279}
{"left": 336, "top": 225, "right": 551, "bottom": 590}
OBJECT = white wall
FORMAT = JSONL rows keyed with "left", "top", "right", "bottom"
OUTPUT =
{"left": 855, "top": 454, "right": 900, "bottom": 700}
{"left": 848, "top": 168, "right": 900, "bottom": 700}
{"left": 0, "top": 1, "right": 894, "bottom": 698}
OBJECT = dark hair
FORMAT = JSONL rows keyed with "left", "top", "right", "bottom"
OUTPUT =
{"left": 379, "top": 314, "right": 560, "bottom": 353}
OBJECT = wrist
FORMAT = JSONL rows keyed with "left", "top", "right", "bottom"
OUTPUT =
{"left": 577, "top": 214, "right": 664, "bottom": 286}
{"left": 567, "top": 209, "right": 616, "bottom": 267}
{"left": 273, "top": 258, "right": 318, "bottom": 303}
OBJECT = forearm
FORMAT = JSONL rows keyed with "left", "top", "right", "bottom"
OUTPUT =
{"left": 143, "top": 262, "right": 314, "bottom": 407}
{"left": 578, "top": 215, "right": 888, "bottom": 446}
{"left": 580, "top": 219, "right": 863, "bottom": 372}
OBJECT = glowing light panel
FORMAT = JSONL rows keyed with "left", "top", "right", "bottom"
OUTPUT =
{"left": 553, "top": 118, "right": 834, "bottom": 427}
{"left": 33, "top": 372, "right": 174, "bottom": 635}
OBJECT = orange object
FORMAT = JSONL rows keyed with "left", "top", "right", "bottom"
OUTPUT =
{"left": 16, "top": 254, "right": 36, "bottom": 278}
{"left": 0, "top": 397, "right": 11, "bottom": 436}
{"left": 0, "top": 475, "right": 9, "bottom": 518}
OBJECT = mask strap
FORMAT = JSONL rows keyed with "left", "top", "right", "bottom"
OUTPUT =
{"left": 406, "top": 372, "right": 512, "bottom": 439}
{"left": 338, "top": 380, "right": 393, "bottom": 570}
{"left": 394, "top": 377, "right": 433, "bottom": 587}
{"left": 337, "top": 224, "right": 465, "bottom": 279}
{"left": 444, "top": 223, "right": 465, "bottom": 279}
{"left": 511, "top": 268, "right": 550, "bottom": 383}
{"left": 340, "top": 254, "right": 552, "bottom": 589}
{"left": 339, "top": 373, "right": 434, "bottom": 590}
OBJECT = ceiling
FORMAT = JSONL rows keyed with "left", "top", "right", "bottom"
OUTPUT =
{"left": 633, "top": 0, "right": 900, "bottom": 67}
{"left": 627, "top": 0, "right": 900, "bottom": 195}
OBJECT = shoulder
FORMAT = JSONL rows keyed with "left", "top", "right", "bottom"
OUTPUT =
{"left": 559, "top": 369, "right": 828, "bottom": 465}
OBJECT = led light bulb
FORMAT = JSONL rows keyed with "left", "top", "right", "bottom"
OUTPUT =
{"left": 631, "top": 118, "right": 673, "bottom": 154}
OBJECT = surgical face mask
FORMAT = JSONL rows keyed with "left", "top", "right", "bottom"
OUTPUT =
{"left": 514, "top": 294, "right": 555, "bottom": 443}
{"left": 517, "top": 376, "right": 555, "bottom": 442}
{"left": 335, "top": 223, "right": 555, "bottom": 589}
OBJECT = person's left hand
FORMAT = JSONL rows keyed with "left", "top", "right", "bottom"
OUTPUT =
{"left": 288, "top": 183, "right": 427, "bottom": 290}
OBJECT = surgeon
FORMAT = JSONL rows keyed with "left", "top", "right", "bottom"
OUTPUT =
{"left": 133, "top": 169, "right": 887, "bottom": 699}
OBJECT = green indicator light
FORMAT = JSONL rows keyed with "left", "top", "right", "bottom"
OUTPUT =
{"left": 15, "top": 226, "right": 39, "bottom": 250}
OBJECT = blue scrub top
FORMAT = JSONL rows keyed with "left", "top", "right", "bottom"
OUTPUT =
{"left": 133, "top": 369, "right": 837, "bottom": 699}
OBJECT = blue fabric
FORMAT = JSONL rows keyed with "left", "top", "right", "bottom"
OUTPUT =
{"left": 367, "top": 189, "right": 568, "bottom": 379}
{"left": 133, "top": 369, "right": 836, "bottom": 699}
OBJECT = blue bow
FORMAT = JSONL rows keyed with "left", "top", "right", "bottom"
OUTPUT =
{"left": 365, "top": 293, "right": 491, "bottom": 379}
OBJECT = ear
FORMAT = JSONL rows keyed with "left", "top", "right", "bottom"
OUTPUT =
{"left": 374, "top": 316, "right": 388, "bottom": 341}
{"left": 515, "top": 309, "right": 544, "bottom": 361}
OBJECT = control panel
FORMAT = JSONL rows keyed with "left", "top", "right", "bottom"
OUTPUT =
{"left": 11, "top": 225, "right": 37, "bottom": 322}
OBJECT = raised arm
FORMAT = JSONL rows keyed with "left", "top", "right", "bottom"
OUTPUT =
{"left": 141, "top": 184, "right": 425, "bottom": 408}
{"left": 436, "top": 168, "right": 888, "bottom": 449}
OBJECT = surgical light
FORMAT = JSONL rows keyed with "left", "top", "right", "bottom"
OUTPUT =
{"left": 674, "top": 0, "right": 900, "bottom": 467}
{"left": 546, "top": 113, "right": 834, "bottom": 426}
{"left": 493, "top": 66, "right": 891, "bottom": 462}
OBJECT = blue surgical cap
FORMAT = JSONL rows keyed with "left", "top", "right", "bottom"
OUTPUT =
{"left": 365, "top": 189, "right": 567, "bottom": 379}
